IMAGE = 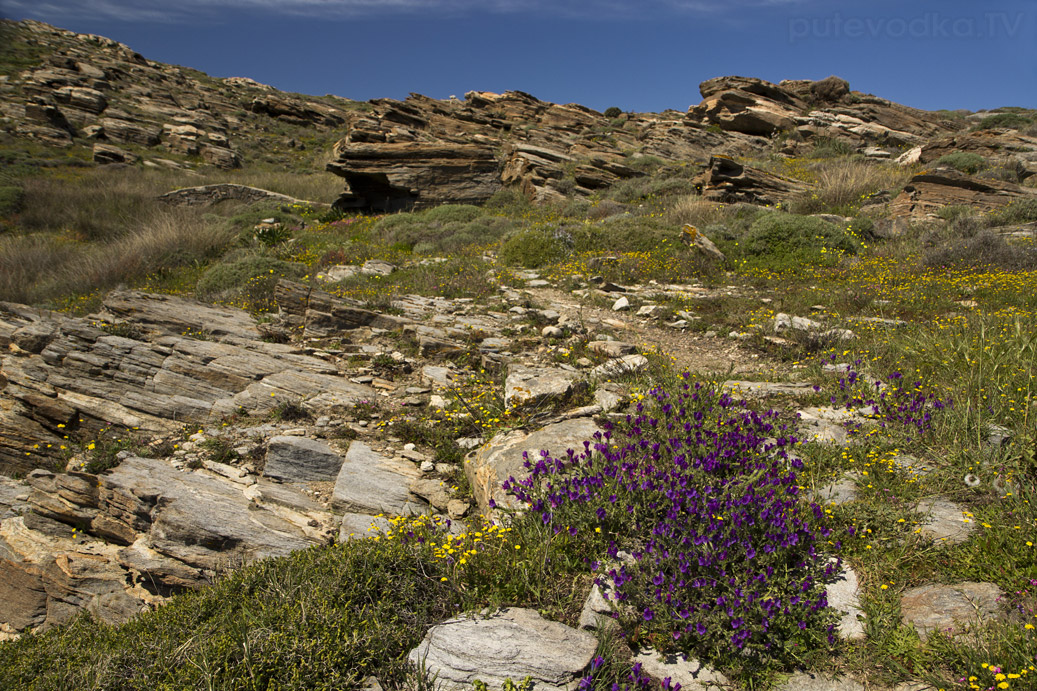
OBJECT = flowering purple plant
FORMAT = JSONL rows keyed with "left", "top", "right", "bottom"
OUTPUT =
{"left": 816, "top": 355, "right": 951, "bottom": 441}
{"left": 504, "top": 375, "right": 841, "bottom": 672}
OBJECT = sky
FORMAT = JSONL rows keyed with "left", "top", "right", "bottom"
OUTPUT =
{"left": 1, "top": 0, "right": 1034, "bottom": 114}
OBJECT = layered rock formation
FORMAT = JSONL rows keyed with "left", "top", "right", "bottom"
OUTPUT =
{"left": 323, "top": 76, "right": 962, "bottom": 212}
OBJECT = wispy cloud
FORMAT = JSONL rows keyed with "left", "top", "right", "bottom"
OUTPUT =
{"left": 1, "top": 0, "right": 818, "bottom": 24}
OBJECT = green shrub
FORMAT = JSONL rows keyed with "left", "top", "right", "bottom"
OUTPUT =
{"left": 603, "top": 106, "right": 622, "bottom": 119}
{"left": 922, "top": 229, "right": 1037, "bottom": 270}
{"left": 810, "top": 137, "right": 856, "bottom": 159}
{"left": 196, "top": 252, "right": 304, "bottom": 312}
{"left": 0, "top": 185, "right": 24, "bottom": 217}
{"left": 973, "top": 113, "right": 1033, "bottom": 131}
{"left": 988, "top": 199, "right": 1037, "bottom": 226}
{"left": 483, "top": 187, "right": 530, "bottom": 214}
{"left": 498, "top": 230, "right": 566, "bottom": 268}
{"left": 570, "top": 216, "right": 674, "bottom": 254}
{"left": 743, "top": 212, "right": 859, "bottom": 268}
{"left": 935, "top": 152, "right": 988, "bottom": 175}
{"left": 421, "top": 204, "right": 485, "bottom": 224}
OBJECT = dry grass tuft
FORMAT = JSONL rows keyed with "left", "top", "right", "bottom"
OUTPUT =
{"left": 791, "top": 159, "right": 912, "bottom": 215}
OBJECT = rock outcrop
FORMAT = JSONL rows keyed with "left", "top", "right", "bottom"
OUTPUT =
{"left": 890, "top": 169, "right": 1037, "bottom": 219}
{"left": 324, "top": 76, "right": 960, "bottom": 211}
{"left": 0, "top": 19, "right": 366, "bottom": 170}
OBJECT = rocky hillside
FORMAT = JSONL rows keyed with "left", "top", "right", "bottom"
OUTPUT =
{"left": 2, "top": 18, "right": 1037, "bottom": 691}
{"left": 0, "top": 19, "right": 362, "bottom": 171}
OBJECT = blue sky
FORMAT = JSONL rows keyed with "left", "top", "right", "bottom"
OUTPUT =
{"left": 1, "top": 0, "right": 1033, "bottom": 113}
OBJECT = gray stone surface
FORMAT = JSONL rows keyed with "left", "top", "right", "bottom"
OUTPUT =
{"left": 339, "top": 513, "right": 391, "bottom": 541}
{"left": 913, "top": 498, "right": 975, "bottom": 545}
{"left": 773, "top": 672, "right": 865, "bottom": 691}
{"left": 407, "top": 608, "right": 597, "bottom": 691}
{"left": 332, "top": 442, "right": 426, "bottom": 516}
{"left": 900, "top": 581, "right": 1004, "bottom": 640}
{"left": 826, "top": 563, "right": 866, "bottom": 640}
{"left": 722, "top": 381, "right": 815, "bottom": 396}
{"left": 504, "top": 365, "right": 585, "bottom": 410}
{"left": 589, "top": 354, "right": 649, "bottom": 379}
{"left": 264, "top": 436, "right": 343, "bottom": 483}
{"left": 2, "top": 456, "right": 333, "bottom": 632}
{"left": 632, "top": 649, "right": 728, "bottom": 691}
{"left": 810, "top": 475, "right": 858, "bottom": 506}
{"left": 465, "top": 418, "right": 600, "bottom": 515}
{"left": 586, "top": 340, "right": 637, "bottom": 357}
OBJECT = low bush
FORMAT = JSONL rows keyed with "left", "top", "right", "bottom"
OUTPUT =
{"left": 934, "top": 152, "right": 987, "bottom": 175}
{"left": 973, "top": 113, "right": 1033, "bottom": 131}
{"left": 503, "top": 378, "right": 841, "bottom": 678}
{"left": 922, "top": 230, "right": 1037, "bottom": 270}
{"left": 0, "top": 185, "right": 24, "bottom": 217}
{"left": 792, "top": 160, "right": 909, "bottom": 215}
{"left": 196, "top": 252, "right": 304, "bottom": 312}
{"left": 499, "top": 229, "right": 567, "bottom": 268}
{"left": 742, "top": 212, "right": 859, "bottom": 268}
{"left": 810, "top": 137, "right": 856, "bottom": 159}
{"left": 987, "top": 198, "right": 1037, "bottom": 226}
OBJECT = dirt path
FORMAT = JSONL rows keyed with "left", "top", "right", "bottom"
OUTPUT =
{"left": 524, "top": 287, "right": 791, "bottom": 380}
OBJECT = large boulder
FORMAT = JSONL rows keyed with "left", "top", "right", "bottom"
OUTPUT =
{"left": 691, "top": 76, "right": 803, "bottom": 137}
{"left": 465, "top": 418, "right": 600, "bottom": 515}
{"left": 407, "top": 608, "right": 598, "bottom": 691}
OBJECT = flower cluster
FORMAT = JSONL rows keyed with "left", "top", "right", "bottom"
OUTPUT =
{"left": 818, "top": 355, "right": 951, "bottom": 440}
{"left": 504, "top": 375, "right": 840, "bottom": 671}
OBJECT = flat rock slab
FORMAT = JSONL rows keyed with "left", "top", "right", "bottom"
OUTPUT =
{"left": 264, "top": 436, "right": 343, "bottom": 483}
{"left": 103, "top": 457, "right": 320, "bottom": 571}
{"left": 722, "top": 381, "right": 815, "bottom": 397}
{"left": 913, "top": 498, "right": 975, "bottom": 545}
{"left": 338, "top": 513, "right": 391, "bottom": 541}
{"left": 466, "top": 418, "right": 600, "bottom": 516}
{"left": 332, "top": 441, "right": 426, "bottom": 516}
{"left": 408, "top": 607, "right": 597, "bottom": 691}
{"left": 586, "top": 340, "right": 637, "bottom": 357}
{"left": 826, "top": 563, "right": 866, "bottom": 640}
{"left": 900, "top": 581, "right": 1004, "bottom": 640}
{"left": 504, "top": 365, "right": 585, "bottom": 410}
{"left": 589, "top": 354, "right": 649, "bottom": 379}
{"left": 811, "top": 475, "right": 859, "bottom": 506}
{"left": 773, "top": 673, "right": 864, "bottom": 691}
{"left": 101, "top": 290, "right": 261, "bottom": 340}
{"left": 633, "top": 649, "right": 728, "bottom": 690}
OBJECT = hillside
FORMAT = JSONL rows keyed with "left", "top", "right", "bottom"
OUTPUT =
{"left": 1, "top": 18, "right": 1037, "bottom": 691}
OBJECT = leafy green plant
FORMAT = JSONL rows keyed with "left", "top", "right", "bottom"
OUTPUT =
{"left": 973, "top": 113, "right": 1033, "bottom": 131}
{"left": 742, "top": 212, "right": 859, "bottom": 268}
{"left": 935, "top": 152, "right": 988, "bottom": 175}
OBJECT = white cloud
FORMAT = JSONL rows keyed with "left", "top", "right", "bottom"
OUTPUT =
{"left": 1, "top": 0, "right": 819, "bottom": 23}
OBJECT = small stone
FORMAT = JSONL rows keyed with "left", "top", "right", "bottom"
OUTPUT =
{"left": 446, "top": 499, "right": 469, "bottom": 519}
{"left": 542, "top": 325, "right": 564, "bottom": 338}
{"left": 612, "top": 296, "right": 630, "bottom": 311}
